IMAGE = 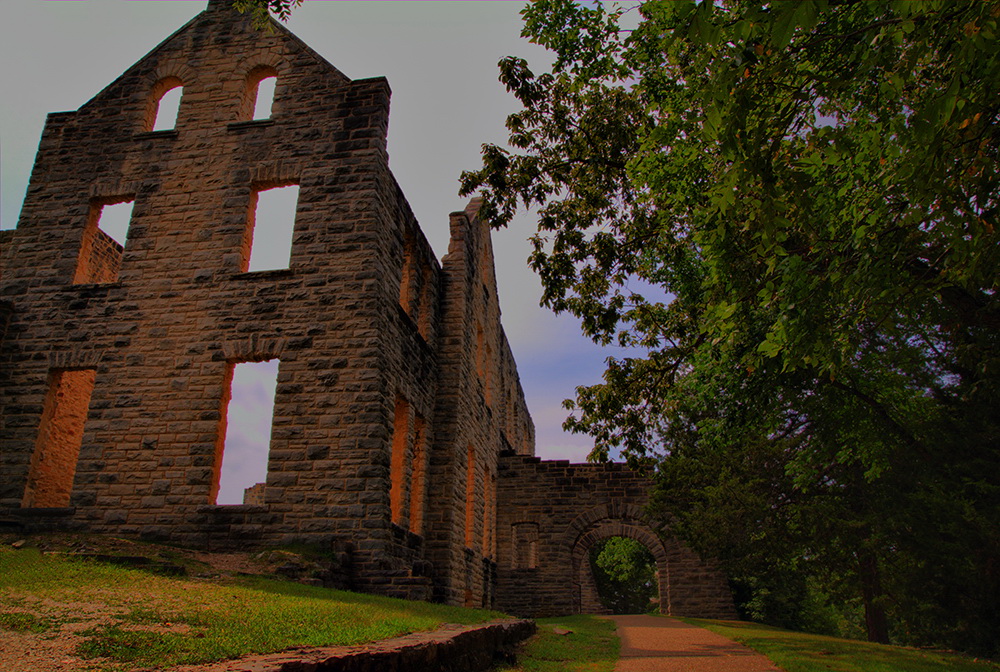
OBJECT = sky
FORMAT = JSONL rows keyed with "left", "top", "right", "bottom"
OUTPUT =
{"left": 0, "top": 0, "right": 632, "bottom": 503}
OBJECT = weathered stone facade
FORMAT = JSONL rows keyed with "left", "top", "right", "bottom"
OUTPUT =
{"left": 0, "top": 0, "right": 734, "bottom": 618}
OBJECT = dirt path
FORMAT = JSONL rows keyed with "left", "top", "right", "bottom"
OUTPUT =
{"left": 611, "top": 615, "right": 783, "bottom": 672}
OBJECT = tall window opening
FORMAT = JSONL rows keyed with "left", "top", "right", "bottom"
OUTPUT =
{"left": 511, "top": 522, "right": 539, "bottom": 569}
{"left": 408, "top": 415, "right": 427, "bottom": 534}
{"left": 399, "top": 234, "right": 415, "bottom": 315}
{"left": 22, "top": 369, "right": 96, "bottom": 508}
{"left": 483, "top": 470, "right": 496, "bottom": 558}
{"left": 213, "top": 359, "right": 279, "bottom": 505}
{"left": 243, "top": 184, "right": 299, "bottom": 272}
{"left": 73, "top": 199, "right": 134, "bottom": 284}
{"left": 475, "top": 324, "right": 484, "bottom": 378}
{"left": 252, "top": 76, "right": 277, "bottom": 120}
{"left": 147, "top": 77, "right": 183, "bottom": 132}
{"left": 241, "top": 66, "right": 279, "bottom": 121}
{"left": 389, "top": 395, "right": 410, "bottom": 525}
{"left": 417, "top": 265, "right": 433, "bottom": 340}
{"left": 484, "top": 344, "right": 493, "bottom": 406}
{"left": 465, "top": 443, "right": 477, "bottom": 549}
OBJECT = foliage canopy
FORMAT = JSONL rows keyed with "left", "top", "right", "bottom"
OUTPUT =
{"left": 588, "top": 536, "right": 658, "bottom": 614}
{"left": 461, "top": 0, "right": 999, "bottom": 653}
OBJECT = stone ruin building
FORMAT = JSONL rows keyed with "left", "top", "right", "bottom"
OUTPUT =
{"left": 0, "top": 0, "right": 734, "bottom": 619}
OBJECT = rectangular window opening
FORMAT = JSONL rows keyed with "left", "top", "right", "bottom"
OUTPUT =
{"left": 408, "top": 415, "right": 427, "bottom": 535}
{"left": 389, "top": 395, "right": 410, "bottom": 526}
{"left": 244, "top": 184, "right": 299, "bottom": 272}
{"left": 465, "top": 444, "right": 477, "bottom": 549}
{"left": 484, "top": 344, "right": 493, "bottom": 407}
{"left": 417, "top": 265, "right": 433, "bottom": 340}
{"left": 512, "top": 522, "right": 539, "bottom": 570}
{"left": 399, "top": 236, "right": 414, "bottom": 316}
{"left": 73, "top": 200, "right": 134, "bottom": 284}
{"left": 483, "top": 470, "right": 495, "bottom": 558}
{"left": 22, "top": 369, "right": 96, "bottom": 508}
{"left": 213, "top": 359, "right": 279, "bottom": 505}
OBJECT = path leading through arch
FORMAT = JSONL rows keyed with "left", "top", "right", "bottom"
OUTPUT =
{"left": 611, "top": 615, "right": 781, "bottom": 672}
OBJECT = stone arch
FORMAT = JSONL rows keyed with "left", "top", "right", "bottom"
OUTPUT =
{"left": 234, "top": 55, "right": 289, "bottom": 120}
{"left": 144, "top": 76, "right": 184, "bottom": 132}
{"left": 568, "top": 511, "right": 671, "bottom": 615}
{"left": 140, "top": 63, "right": 195, "bottom": 132}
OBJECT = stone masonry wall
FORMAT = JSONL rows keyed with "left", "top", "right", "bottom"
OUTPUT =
{"left": 0, "top": 0, "right": 733, "bottom": 616}
{"left": 0, "top": 0, "right": 535, "bottom": 606}
{"left": 495, "top": 455, "right": 737, "bottom": 619}
{"left": 422, "top": 201, "right": 535, "bottom": 608}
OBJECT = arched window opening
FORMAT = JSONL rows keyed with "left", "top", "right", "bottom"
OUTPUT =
{"left": 253, "top": 76, "right": 277, "bottom": 119}
{"left": 241, "top": 66, "right": 279, "bottom": 121}
{"left": 588, "top": 536, "right": 659, "bottom": 614}
{"left": 147, "top": 77, "right": 183, "bottom": 132}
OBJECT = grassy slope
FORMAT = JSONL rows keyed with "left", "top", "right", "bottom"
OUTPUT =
{"left": 0, "top": 547, "right": 503, "bottom": 669}
{"left": 496, "top": 615, "right": 619, "bottom": 672}
{"left": 685, "top": 618, "right": 1000, "bottom": 672}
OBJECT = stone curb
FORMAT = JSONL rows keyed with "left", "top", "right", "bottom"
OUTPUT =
{"left": 169, "top": 618, "right": 536, "bottom": 672}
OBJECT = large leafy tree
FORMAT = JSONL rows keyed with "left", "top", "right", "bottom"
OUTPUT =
{"left": 461, "top": 0, "right": 999, "bottom": 652}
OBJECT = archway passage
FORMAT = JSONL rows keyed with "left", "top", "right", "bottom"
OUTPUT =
{"left": 571, "top": 518, "right": 670, "bottom": 616}
{"left": 589, "top": 536, "right": 659, "bottom": 614}
{"left": 495, "top": 456, "right": 738, "bottom": 619}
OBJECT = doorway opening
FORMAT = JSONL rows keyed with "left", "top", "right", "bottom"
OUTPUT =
{"left": 588, "top": 536, "right": 659, "bottom": 614}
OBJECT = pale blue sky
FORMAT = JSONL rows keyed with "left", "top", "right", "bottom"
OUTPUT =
{"left": 1, "top": 1, "right": 631, "bottom": 502}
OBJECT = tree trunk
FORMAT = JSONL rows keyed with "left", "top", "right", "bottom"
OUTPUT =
{"left": 859, "top": 552, "right": 890, "bottom": 644}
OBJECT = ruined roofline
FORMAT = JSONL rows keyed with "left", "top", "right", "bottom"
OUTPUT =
{"left": 201, "top": 0, "right": 353, "bottom": 85}
{"left": 75, "top": 0, "right": 353, "bottom": 116}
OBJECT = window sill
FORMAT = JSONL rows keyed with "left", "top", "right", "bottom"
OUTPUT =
{"left": 196, "top": 504, "right": 268, "bottom": 514}
{"left": 14, "top": 507, "right": 76, "bottom": 517}
{"left": 230, "top": 268, "right": 294, "bottom": 281}
{"left": 133, "top": 129, "right": 179, "bottom": 140}
{"left": 66, "top": 281, "right": 122, "bottom": 290}
{"left": 228, "top": 119, "right": 275, "bottom": 131}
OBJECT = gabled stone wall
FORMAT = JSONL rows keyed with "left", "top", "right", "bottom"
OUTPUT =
{"left": 0, "top": 0, "right": 733, "bottom": 617}
{"left": 0, "top": 0, "right": 533, "bottom": 605}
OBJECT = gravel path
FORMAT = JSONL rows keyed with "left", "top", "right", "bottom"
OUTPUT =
{"left": 611, "top": 615, "right": 783, "bottom": 672}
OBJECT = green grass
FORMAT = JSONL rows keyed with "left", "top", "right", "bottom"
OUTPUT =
{"left": 683, "top": 618, "right": 1000, "bottom": 672}
{"left": 0, "top": 547, "right": 504, "bottom": 670}
{"left": 497, "top": 615, "right": 618, "bottom": 672}
{"left": 0, "top": 610, "right": 53, "bottom": 634}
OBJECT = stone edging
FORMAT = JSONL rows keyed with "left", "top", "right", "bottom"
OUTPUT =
{"left": 167, "top": 618, "right": 536, "bottom": 672}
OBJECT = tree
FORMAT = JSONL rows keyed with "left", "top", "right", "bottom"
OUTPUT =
{"left": 589, "top": 536, "right": 658, "bottom": 614}
{"left": 461, "top": 0, "right": 999, "bottom": 652}
{"left": 231, "top": 0, "right": 301, "bottom": 29}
